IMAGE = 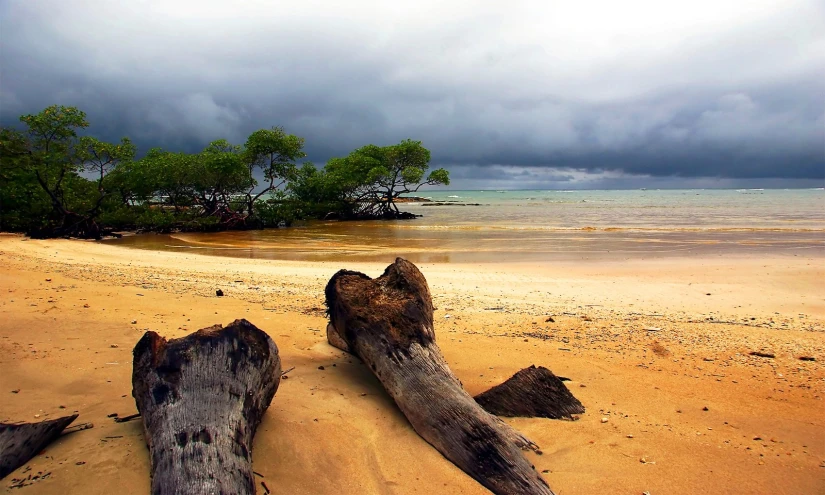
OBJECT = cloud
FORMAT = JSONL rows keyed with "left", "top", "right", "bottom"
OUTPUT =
{"left": 1, "top": 0, "right": 823, "bottom": 186}
{"left": 143, "top": 93, "right": 246, "bottom": 147}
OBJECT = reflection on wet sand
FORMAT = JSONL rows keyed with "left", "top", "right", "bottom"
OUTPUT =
{"left": 105, "top": 220, "right": 825, "bottom": 263}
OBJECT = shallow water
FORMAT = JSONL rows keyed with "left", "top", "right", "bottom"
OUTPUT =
{"left": 105, "top": 189, "right": 825, "bottom": 263}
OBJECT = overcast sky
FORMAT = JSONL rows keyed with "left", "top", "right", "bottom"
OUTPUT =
{"left": 1, "top": 0, "right": 823, "bottom": 189}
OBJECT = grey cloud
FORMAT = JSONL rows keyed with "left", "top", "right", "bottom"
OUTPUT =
{"left": 1, "top": 0, "right": 823, "bottom": 185}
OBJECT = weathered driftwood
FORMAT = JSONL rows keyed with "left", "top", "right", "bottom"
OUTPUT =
{"left": 0, "top": 414, "right": 78, "bottom": 479}
{"left": 132, "top": 319, "right": 281, "bottom": 495}
{"left": 474, "top": 365, "right": 585, "bottom": 419}
{"left": 325, "top": 258, "right": 555, "bottom": 495}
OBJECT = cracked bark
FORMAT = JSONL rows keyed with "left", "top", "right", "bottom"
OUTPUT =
{"left": 325, "top": 258, "right": 555, "bottom": 495}
{"left": 132, "top": 319, "right": 280, "bottom": 495}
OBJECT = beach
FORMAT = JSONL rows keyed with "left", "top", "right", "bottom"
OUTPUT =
{"left": 4, "top": 0, "right": 822, "bottom": 491}
{"left": 1, "top": 234, "right": 823, "bottom": 494}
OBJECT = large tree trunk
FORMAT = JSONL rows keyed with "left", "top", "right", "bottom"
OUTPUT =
{"left": 132, "top": 319, "right": 281, "bottom": 495}
{"left": 0, "top": 414, "right": 79, "bottom": 479}
{"left": 325, "top": 258, "right": 555, "bottom": 495}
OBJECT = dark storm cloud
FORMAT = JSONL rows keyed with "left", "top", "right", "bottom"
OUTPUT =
{"left": 1, "top": 0, "right": 823, "bottom": 186}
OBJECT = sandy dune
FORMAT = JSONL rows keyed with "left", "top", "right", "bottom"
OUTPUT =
{"left": 1, "top": 234, "right": 823, "bottom": 494}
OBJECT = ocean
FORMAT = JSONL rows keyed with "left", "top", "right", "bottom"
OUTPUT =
{"left": 106, "top": 189, "right": 825, "bottom": 263}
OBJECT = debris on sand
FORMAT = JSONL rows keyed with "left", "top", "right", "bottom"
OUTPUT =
{"left": 749, "top": 351, "right": 775, "bottom": 359}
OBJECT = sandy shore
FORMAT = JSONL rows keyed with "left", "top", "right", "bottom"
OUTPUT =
{"left": 1, "top": 234, "right": 823, "bottom": 494}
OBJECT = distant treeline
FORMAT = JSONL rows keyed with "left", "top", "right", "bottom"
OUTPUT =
{"left": 0, "top": 105, "right": 449, "bottom": 239}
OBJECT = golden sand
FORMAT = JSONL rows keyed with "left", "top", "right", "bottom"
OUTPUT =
{"left": 1, "top": 234, "right": 823, "bottom": 494}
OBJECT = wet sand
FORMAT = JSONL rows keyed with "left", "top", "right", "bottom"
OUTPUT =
{"left": 104, "top": 223, "right": 825, "bottom": 264}
{"left": 1, "top": 234, "right": 823, "bottom": 494}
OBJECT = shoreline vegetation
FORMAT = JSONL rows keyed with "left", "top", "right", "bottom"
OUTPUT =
{"left": 0, "top": 105, "right": 449, "bottom": 239}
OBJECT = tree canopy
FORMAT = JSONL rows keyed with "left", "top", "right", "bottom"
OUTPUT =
{"left": 302, "top": 139, "right": 450, "bottom": 218}
{"left": 243, "top": 127, "right": 305, "bottom": 214}
{"left": 0, "top": 105, "right": 136, "bottom": 237}
{"left": 0, "top": 105, "right": 450, "bottom": 238}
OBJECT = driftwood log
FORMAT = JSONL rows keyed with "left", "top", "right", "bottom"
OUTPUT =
{"left": 132, "top": 319, "right": 281, "bottom": 495}
{"left": 0, "top": 414, "right": 78, "bottom": 479}
{"left": 325, "top": 258, "right": 555, "bottom": 495}
{"left": 474, "top": 365, "right": 585, "bottom": 419}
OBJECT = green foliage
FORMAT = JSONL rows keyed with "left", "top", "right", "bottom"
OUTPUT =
{"left": 309, "top": 139, "right": 449, "bottom": 218}
{"left": 251, "top": 192, "right": 298, "bottom": 227}
{"left": 1, "top": 106, "right": 124, "bottom": 237}
{"left": 15, "top": 105, "right": 89, "bottom": 207}
{"left": 21, "top": 105, "right": 89, "bottom": 144}
{"left": 140, "top": 149, "right": 197, "bottom": 211}
{"left": 97, "top": 204, "right": 144, "bottom": 230}
{"left": 242, "top": 127, "right": 306, "bottom": 214}
{"left": 135, "top": 207, "right": 177, "bottom": 232}
{"left": 192, "top": 140, "right": 253, "bottom": 217}
{"left": 288, "top": 162, "right": 349, "bottom": 215}
{"left": 0, "top": 131, "right": 52, "bottom": 231}
{"left": 106, "top": 158, "right": 157, "bottom": 205}
{"left": 77, "top": 136, "right": 136, "bottom": 183}
{"left": 1, "top": 105, "right": 450, "bottom": 236}
{"left": 426, "top": 167, "right": 450, "bottom": 185}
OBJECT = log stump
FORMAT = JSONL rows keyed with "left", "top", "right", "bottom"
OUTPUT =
{"left": 132, "top": 319, "right": 280, "bottom": 495}
{"left": 474, "top": 365, "right": 585, "bottom": 419}
{"left": 0, "top": 414, "right": 78, "bottom": 479}
{"left": 325, "top": 258, "right": 555, "bottom": 495}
